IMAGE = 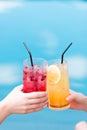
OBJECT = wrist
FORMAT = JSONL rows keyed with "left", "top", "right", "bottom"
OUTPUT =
{"left": 0, "top": 100, "right": 11, "bottom": 123}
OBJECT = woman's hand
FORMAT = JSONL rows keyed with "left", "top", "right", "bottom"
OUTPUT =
{"left": 0, "top": 84, "right": 48, "bottom": 123}
{"left": 66, "top": 90, "right": 87, "bottom": 111}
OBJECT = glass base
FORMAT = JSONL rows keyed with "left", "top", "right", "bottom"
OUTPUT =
{"left": 49, "top": 103, "right": 70, "bottom": 110}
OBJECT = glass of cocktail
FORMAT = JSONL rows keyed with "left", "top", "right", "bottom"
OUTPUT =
{"left": 23, "top": 58, "right": 47, "bottom": 93}
{"left": 47, "top": 43, "right": 72, "bottom": 110}
{"left": 47, "top": 59, "right": 70, "bottom": 110}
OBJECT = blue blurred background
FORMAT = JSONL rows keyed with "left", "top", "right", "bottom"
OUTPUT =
{"left": 0, "top": 0, "right": 87, "bottom": 130}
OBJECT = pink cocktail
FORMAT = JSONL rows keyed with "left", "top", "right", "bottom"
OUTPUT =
{"left": 23, "top": 58, "right": 47, "bottom": 93}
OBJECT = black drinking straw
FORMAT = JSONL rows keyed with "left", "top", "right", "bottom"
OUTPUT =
{"left": 61, "top": 42, "right": 73, "bottom": 64}
{"left": 23, "top": 42, "right": 33, "bottom": 67}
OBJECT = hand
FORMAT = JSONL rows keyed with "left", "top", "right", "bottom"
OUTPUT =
{"left": 75, "top": 121, "right": 87, "bottom": 130}
{"left": 2, "top": 85, "right": 48, "bottom": 114}
{"left": 66, "top": 90, "right": 87, "bottom": 111}
{"left": 0, "top": 85, "right": 48, "bottom": 123}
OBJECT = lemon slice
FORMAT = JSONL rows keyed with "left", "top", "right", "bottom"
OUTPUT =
{"left": 47, "top": 65, "right": 61, "bottom": 84}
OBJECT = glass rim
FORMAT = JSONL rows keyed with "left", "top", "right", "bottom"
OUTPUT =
{"left": 48, "top": 59, "right": 67, "bottom": 64}
{"left": 23, "top": 57, "right": 48, "bottom": 66}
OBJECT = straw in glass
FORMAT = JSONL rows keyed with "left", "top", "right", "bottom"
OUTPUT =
{"left": 61, "top": 42, "right": 73, "bottom": 64}
{"left": 23, "top": 42, "right": 33, "bottom": 67}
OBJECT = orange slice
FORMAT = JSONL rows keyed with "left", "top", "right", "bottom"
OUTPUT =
{"left": 47, "top": 65, "right": 61, "bottom": 84}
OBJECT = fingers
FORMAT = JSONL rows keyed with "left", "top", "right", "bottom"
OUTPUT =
{"left": 26, "top": 100, "right": 47, "bottom": 109}
{"left": 22, "top": 94, "right": 48, "bottom": 113}
{"left": 29, "top": 107, "right": 44, "bottom": 113}
{"left": 66, "top": 90, "right": 85, "bottom": 103}
{"left": 20, "top": 101, "right": 47, "bottom": 114}
{"left": 25, "top": 91, "right": 48, "bottom": 99}
{"left": 23, "top": 91, "right": 48, "bottom": 113}
{"left": 66, "top": 89, "right": 81, "bottom": 102}
{"left": 22, "top": 106, "right": 44, "bottom": 114}
{"left": 25, "top": 95, "right": 48, "bottom": 109}
{"left": 66, "top": 89, "right": 76, "bottom": 102}
{"left": 75, "top": 121, "right": 87, "bottom": 130}
{"left": 26, "top": 96, "right": 48, "bottom": 105}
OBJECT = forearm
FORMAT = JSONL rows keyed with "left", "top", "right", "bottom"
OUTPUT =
{"left": 0, "top": 101, "right": 10, "bottom": 124}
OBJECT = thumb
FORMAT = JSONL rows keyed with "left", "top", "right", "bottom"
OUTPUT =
{"left": 14, "top": 84, "right": 23, "bottom": 91}
{"left": 66, "top": 89, "right": 77, "bottom": 102}
{"left": 66, "top": 94, "right": 75, "bottom": 102}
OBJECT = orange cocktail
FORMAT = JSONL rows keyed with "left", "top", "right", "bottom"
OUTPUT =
{"left": 47, "top": 60, "right": 70, "bottom": 110}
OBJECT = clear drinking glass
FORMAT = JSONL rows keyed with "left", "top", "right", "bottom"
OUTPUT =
{"left": 23, "top": 58, "right": 48, "bottom": 93}
{"left": 47, "top": 59, "right": 70, "bottom": 110}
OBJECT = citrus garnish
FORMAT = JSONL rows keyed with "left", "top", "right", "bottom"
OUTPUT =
{"left": 47, "top": 65, "right": 61, "bottom": 84}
